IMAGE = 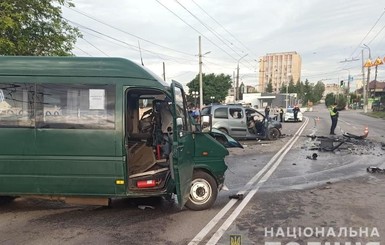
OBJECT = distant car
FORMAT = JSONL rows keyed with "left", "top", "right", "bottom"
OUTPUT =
{"left": 284, "top": 108, "right": 303, "bottom": 122}
{"left": 201, "top": 104, "right": 282, "bottom": 140}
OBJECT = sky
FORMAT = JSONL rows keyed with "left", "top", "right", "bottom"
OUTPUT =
{"left": 62, "top": 0, "right": 385, "bottom": 91}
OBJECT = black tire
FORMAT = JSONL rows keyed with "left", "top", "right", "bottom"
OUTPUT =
{"left": 0, "top": 196, "right": 15, "bottom": 205}
{"left": 185, "top": 171, "right": 218, "bottom": 211}
{"left": 218, "top": 128, "right": 228, "bottom": 135}
{"left": 267, "top": 128, "right": 280, "bottom": 140}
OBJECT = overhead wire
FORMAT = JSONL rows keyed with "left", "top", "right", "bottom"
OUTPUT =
{"left": 176, "top": 0, "right": 256, "bottom": 70}
{"left": 347, "top": 9, "right": 385, "bottom": 60}
{"left": 80, "top": 37, "right": 109, "bottom": 56}
{"left": 74, "top": 45, "right": 92, "bottom": 56}
{"left": 155, "top": 0, "right": 240, "bottom": 63}
{"left": 66, "top": 18, "right": 197, "bottom": 65}
{"left": 175, "top": 0, "right": 253, "bottom": 70}
{"left": 191, "top": 0, "right": 259, "bottom": 60}
{"left": 64, "top": 6, "right": 196, "bottom": 57}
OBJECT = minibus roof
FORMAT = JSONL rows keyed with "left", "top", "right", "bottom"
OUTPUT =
{"left": 0, "top": 56, "right": 169, "bottom": 88}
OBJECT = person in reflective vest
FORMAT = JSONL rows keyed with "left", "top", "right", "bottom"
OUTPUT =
{"left": 329, "top": 103, "right": 339, "bottom": 135}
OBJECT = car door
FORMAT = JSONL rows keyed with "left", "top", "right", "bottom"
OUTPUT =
{"left": 228, "top": 107, "right": 247, "bottom": 137}
{"left": 170, "top": 81, "right": 195, "bottom": 208}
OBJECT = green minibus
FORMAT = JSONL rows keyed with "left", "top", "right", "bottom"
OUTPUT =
{"left": 0, "top": 56, "right": 238, "bottom": 210}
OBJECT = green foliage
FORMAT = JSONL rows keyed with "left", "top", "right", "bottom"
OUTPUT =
{"left": 186, "top": 73, "right": 232, "bottom": 105}
{"left": 324, "top": 93, "right": 346, "bottom": 109}
{"left": 0, "top": 0, "right": 81, "bottom": 56}
{"left": 325, "top": 93, "right": 335, "bottom": 107}
{"left": 266, "top": 79, "right": 273, "bottom": 93}
{"left": 312, "top": 81, "right": 325, "bottom": 103}
{"left": 337, "top": 95, "right": 347, "bottom": 109}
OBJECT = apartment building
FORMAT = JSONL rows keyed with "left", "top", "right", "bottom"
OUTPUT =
{"left": 258, "top": 51, "right": 302, "bottom": 93}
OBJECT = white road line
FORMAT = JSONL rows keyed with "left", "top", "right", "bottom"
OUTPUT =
{"left": 206, "top": 118, "right": 309, "bottom": 244}
{"left": 188, "top": 118, "right": 309, "bottom": 245}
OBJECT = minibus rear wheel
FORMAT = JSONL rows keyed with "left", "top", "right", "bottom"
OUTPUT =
{"left": 185, "top": 171, "right": 218, "bottom": 211}
{"left": 0, "top": 196, "right": 15, "bottom": 205}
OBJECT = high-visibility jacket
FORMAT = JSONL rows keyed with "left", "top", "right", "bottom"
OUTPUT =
{"left": 329, "top": 106, "right": 337, "bottom": 117}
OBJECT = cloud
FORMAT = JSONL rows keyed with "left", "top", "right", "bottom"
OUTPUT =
{"left": 63, "top": 0, "right": 385, "bottom": 88}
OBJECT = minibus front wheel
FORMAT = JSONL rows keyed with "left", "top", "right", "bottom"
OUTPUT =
{"left": 185, "top": 171, "right": 218, "bottom": 211}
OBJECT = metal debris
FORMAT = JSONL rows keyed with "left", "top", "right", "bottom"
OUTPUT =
{"left": 367, "top": 167, "right": 385, "bottom": 174}
{"left": 306, "top": 153, "right": 318, "bottom": 160}
{"left": 229, "top": 194, "right": 244, "bottom": 200}
{"left": 138, "top": 205, "right": 155, "bottom": 210}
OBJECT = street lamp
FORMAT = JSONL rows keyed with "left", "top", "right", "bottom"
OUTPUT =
{"left": 192, "top": 91, "right": 199, "bottom": 106}
{"left": 210, "top": 96, "right": 215, "bottom": 104}
{"left": 236, "top": 54, "right": 248, "bottom": 101}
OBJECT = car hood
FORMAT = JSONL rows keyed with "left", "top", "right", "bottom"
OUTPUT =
{"left": 208, "top": 128, "right": 243, "bottom": 148}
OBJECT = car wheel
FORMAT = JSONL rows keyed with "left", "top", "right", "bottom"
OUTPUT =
{"left": 185, "top": 171, "right": 218, "bottom": 211}
{"left": 218, "top": 128, "right": 228, "bottom": 135}
{"left": 267, "top": 128, "right": 280, "bottom": 140}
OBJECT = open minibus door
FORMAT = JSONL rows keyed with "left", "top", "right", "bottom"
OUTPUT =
{"left": 170, "top": 81, "right": 195, "bottom": 208}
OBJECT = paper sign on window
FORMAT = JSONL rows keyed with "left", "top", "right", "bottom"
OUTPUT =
{"left": 89, "top": 89, "right": 105, "bottom": 110}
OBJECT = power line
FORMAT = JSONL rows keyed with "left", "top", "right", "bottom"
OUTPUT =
{"left": 66, "top": 18, "right": 197, "bottom": 64}
{"left": 155, "top": 0, "right": 239, "bottom": 62}
{"left": 65, "top": 6, "right": 196, "bottom": 57}
{"left": 367, "top": 22, "right": 385, "bottom": 46}
{"left": 348, "top": 9, "right": 385, "bottom": 59}
{"left": 81, "top": 37, "right": 109, "bottom": 56}
{"left": 191, "top": 0, "right": 258, "bottom": 60}
{"left": 74, "top": 45, "right": 92, "bottom": 56}
{"left": 175, "top": 0, "right": 247, "bottom": 63}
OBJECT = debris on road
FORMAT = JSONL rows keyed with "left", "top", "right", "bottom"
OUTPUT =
{"left": 138, "top": 205, "right": 155, "bottom": 210}
{"left": 304, "top": 128, "right": 383, "bottom": 156}
{"left": 367, "top": 166, "right": 385, "bottom": 174}
{"left": 306, "top": 153, "right": 318, "bottom": 160}
{"left": 229, "top": 194, "right": 244, "bottom": 200}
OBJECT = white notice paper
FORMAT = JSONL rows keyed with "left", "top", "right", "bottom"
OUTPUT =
{"left": 89, "top": 89, "right": 105, "bottom": 110}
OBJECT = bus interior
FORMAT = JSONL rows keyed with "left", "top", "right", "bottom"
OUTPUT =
{"left": 125, "top": 88, "right": 174, "bottom": 191}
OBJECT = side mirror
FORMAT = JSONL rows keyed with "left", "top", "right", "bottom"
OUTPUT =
{"left": 200, "top": 115, "right": 212, "bottom": 132}
{"left": 176, "top": 117, "right": 183, "bottom": 129}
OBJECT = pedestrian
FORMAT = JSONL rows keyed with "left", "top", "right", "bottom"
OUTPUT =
{"left": 279, "top": 107, "right": 284, "bottom": 122}
{"left": 273, "top": 106, "right": 279, "bottom": 121}
{"left": 329, "top": 103, "right": 339, "bottom": 135}
{"left": 264, "top": 105, "right": 270, "bottom": 118}
{"left": 293, "top": 105, "right": 300, "bottom": 121}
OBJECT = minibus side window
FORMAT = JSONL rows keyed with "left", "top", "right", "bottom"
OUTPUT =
{"left": 0, "top": 83, "right": 34, "bottom": 128}
{"left": 36, "top": 84, "right": 115, "bottom": 129}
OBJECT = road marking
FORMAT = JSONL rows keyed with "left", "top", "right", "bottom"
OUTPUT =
{"left": 188, "top": 118, "right": 309, "bottom": 245}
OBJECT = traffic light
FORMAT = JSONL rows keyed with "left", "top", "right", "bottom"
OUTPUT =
{"left": 340, "top": 80, "right": 344, "bottom": 87}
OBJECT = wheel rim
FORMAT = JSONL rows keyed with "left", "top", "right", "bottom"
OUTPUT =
{"left": 189, "top": 178, "right": 212, "bottom": 205}
{"left": 269, "top": 129, "right": 279, "bottom": 139}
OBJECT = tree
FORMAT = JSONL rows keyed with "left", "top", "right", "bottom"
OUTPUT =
{"left": 266, "top": 79, "right": 273, "bottom": 93}
{"left": 186, "top": 73, "right": 232, "bottom": 105}
{"left": 312, "top": 81, "right": 325, "bottom": 103}
{"left": 325, "top": 93, "right": 335, "bottom": 107}
{"left": 0, "top": 0, "right": 81, "bottom": 56}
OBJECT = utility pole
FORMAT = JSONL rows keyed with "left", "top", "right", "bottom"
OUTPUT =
{"left": 197, "top": 36, "right": 211, "bottom": 109}
{"left": 162, "top": 62, "right": 166, "bottom": 81}
{"left": 198, "top": 36, "right": 203, "bottom": 110}
{"left": 236, "top": 54, "right": 248, "bottom": 101}
{"left": 362, "top": 49, "right": 366, "bottom": 113}
{"left": 363, "top": 44, "right": 371, "bottom": 113}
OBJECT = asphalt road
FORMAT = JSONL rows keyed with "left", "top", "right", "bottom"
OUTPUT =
{"left": 0, "top": 104, "right": 384, "bottom": 245}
